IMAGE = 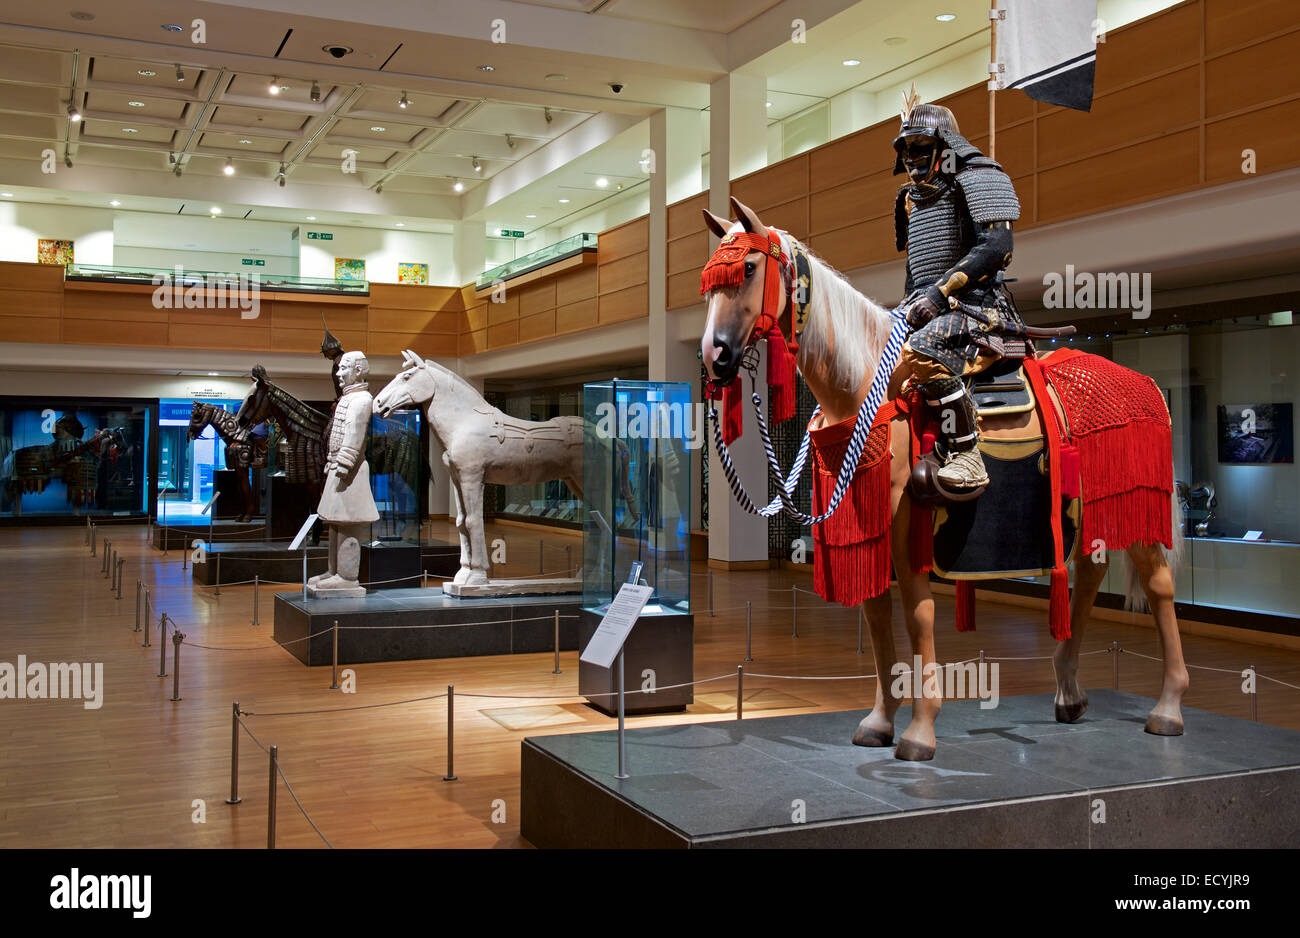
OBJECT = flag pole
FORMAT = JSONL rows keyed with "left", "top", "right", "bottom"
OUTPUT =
{"left": 989, "top": 0, "right": 999, "bottom": 160}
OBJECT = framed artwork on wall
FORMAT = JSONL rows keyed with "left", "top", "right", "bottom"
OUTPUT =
{"left": 37, "top": 239, "right": 74, "bottom": 266}
{"left": 334, "top": 257, "right": 366, "bottom": 281}
{"left": 398, "top": 262, "right": 428, "bottom": 285}
{"left": 1217, "top": 403, "right": 1294, "bottom": 464}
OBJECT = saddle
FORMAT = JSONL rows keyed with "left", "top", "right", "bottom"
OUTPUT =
{"left": 486, "top": 409, "right": 583, "bottom": 452}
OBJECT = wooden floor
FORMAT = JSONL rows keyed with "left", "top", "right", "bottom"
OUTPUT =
{"left": 1, "top": 520, "right": 1297, "bottom": 849}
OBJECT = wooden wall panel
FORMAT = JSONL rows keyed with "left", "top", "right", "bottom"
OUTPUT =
{"left": 368, "top": 331, "right": 457, "bottom": 358}
{"left": 667, "top": 193, "right": 709, "bottom": 240}
{"left": 168, "top": 322, "right": 271, "bottom": 350}
{"left": 366, "top": 307, "right": 459, "bottom": 334}
{"left": 460, "top": 329, "right": 487, "bottom": 356}
{"left": 0, "top": 261, "right": 62, "bottom": 292}
{"left": 487, "top": 293, "right": 520, "bottom": 325}
{"left": 809, "top": 127, "right": 888, "bottom": 192}
{"left": 556, "top": 297, "right": 598, "bottom": 334}
{"left": 463, "top": 303, "right": 489, "bottom": 332}
{"left": 519, "top": 279, "right": 557, "bottom": 316}
{"left": 271, "top": 301, "right": 367, "bottom": 332}
{"left": 518, "top": 310, "right": 556, "bottom": 344}
{"left": 667, "top": 230, "right": 708, "bottom": 275}
{"left": 731, "top": 153, "right": 808, "bottom": 210}
{"left": 810, "top": 174, "right": 890, "bottom": 237}
{"left": 487, "top": 321, "right": 518, "bottom": 349}
{"left": 807, "top": 214, "right": 897, "bottom": 276}
{"left": 1206, "top": 97, "right": 1300, "bottom": 181}
{"left": 555, "top": 266, "right": 597, "bottom": 305}
{"left": 1095, "top": 3, "right": 1200, "bottom": 95}
{"left": 598, "top": 251, "right": 648, "bottom": 295}
{"left": 1205, "top": 0, "right": 1293, "bottom": 54}
{"left": 598, "top": 283, "right": 648, "bottom": 325}
{"left": 1038, "top": 129, "right": 1201, "bottom": 223}
{"left": 667, "top": 270, "right": 703, "bottom": 310}
{"left": 1206, "top": 30, "right": 1300, "bottom": 117}
{"left": 271, "top": 327, "right": 367, "bottom": 354}
{"left": 598, "top": 217, "right": 648, "bottom": 262}
{"left": 2, "top": 288, "right": 65, "bottom": 320}
{"left": 0, "top": 314, "right": 60, "bottom": 343}
{"left": 64, "top": 319, "right": 167, "bottom": 347}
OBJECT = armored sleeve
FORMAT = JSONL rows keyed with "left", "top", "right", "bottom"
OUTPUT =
{"left": 929, "top": 165, "right": 1020, "bottom": 300}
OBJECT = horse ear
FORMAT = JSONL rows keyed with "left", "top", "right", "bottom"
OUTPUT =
{"left": 702, "top": 209, "right": 731, "bottom": 238}
{"left": 730, "top": 196, "right": 764, "bottom": 235}
{"left": 251, "top": 363, "right": 266, "bottom": 383}
{"left": 407, "top": 349, "right": 426, "bottom": 366}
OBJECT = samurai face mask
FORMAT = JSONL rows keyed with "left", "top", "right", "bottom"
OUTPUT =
{"left": 896, "top": 131, "right": 943, "bottom": 186}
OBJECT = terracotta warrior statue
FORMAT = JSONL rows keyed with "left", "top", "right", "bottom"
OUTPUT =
{"left": 307, "top": 350, "right": 379, "bottom": 597}
{"left": 893, "top": 85, "right": 1023, "bottom": 491}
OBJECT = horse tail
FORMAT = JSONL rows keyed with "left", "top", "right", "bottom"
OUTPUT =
{"left": 1122, "top": 485, "right": 1184, "bottom": 613}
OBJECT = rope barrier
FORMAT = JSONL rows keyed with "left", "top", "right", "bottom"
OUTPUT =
{"left": 274, "top": 760, "right": 334, "bottom": 849}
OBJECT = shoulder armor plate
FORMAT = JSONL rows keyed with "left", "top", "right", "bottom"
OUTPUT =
{"left": 955, "top": 166, "right": 1021, "bottom": 224}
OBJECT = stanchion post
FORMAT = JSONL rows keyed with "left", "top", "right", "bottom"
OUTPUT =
{"left": 116, "top": 558, "right": 125, "bottom": 599}
{"left": 552, "top": 610, "right": 561, "bottom": 674}
{"left": 251, "top": 575, "right": 260, "bottom": 627}
{"left": 443, "top": 685, "right": 457, "bottom": 781}
{"left": 707, "top": 569, "right": 714, "bottom": 617}
{"left": 102, "top": 539, "right": 110, "bottom": 576}
{"left": 226, "top": 702, "right": 243, "bottom": 805}
{"left": 140, "top": 586, "right": 149, "bottom": 637}
{"left": 422, "top": 570, "right": 427, "bottom": 589}
{"left": 214, "top": 554, "right": 221, "bottom": 596}
{"left": 84, "top": 515, "right": 90, "bottom": 545}
{"left": 90, "top": 522, "right": 96, "bottom": 556}
{"left": 538, "top": 537, "right": 544, "bottom": 575}
{"left": 135, "top": 580, "right": 142, "bottom": 631}
{"left": 736, "top": 665, "right": 744, "bottom": 720}
{"left": 170, "top": 630, "right": 185, "bottom": 701}
{"left": 330, "top": 620, "right": 340, "bottom": 690}
{"left": 1111, "top": 641, "right": 1120, "bottom": 689}
{"left": 182, "top": 538, "right": 188, "bottom": 571}
{"left": 857, "top": 606, "right": 864, "bottom": 655}
{"left": 566, "top": 544, "right": 572, "bottom": 575}
{"left": 791, "top": 584, "right": 798, "bottom": 638}
{"left": 745, "top": 601, "right": 753, "bottom": 662}
{"left": 157, "top": 613, "right": 168, "bottom": 677}
{"left": 267, "top": 745, "right": 278, "bottom": 850}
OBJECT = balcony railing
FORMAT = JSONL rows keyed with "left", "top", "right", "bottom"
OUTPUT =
{"left": 476, "top": 232, "right": 596, "bottom": 290}
{"left": 64, "top": 264, "right": 370, "bottom": 296}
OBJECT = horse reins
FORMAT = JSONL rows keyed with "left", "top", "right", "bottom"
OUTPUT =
{"left": 702, "top": 228, "right": 910, "bottom": 524}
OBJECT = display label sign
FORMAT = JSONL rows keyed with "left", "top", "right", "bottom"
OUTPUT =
{"left": 580, "top": 583, "right": 653, "bottom": 670}
{"left": 306, "top": 231, "right": 333, "bottom": 241}
{"left": 199, "top": 494, "right": 219, "bottom": 516}
{"left": 289, "top": 513, "right": 320, "bottom": 551}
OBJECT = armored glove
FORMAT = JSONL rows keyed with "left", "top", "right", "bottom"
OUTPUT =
{"left": 333, "top": 445, "right": 359, "bottom": 476}
{"left": 902, "top": 285, "right": 948, "bottom": 330}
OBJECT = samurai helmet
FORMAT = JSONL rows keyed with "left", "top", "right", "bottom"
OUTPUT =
{"left": 320, "top": 315, "right": 343, "bottom": 360}
{"left": 893, "top": 83, "right": 960, "bottom": 182}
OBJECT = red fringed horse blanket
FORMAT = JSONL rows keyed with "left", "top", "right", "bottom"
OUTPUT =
{"left": 1039, "top": 348, "right": 1173, "bottom": 554}
{"left": 809, "top": 403, "right": 897, "bottom": 607}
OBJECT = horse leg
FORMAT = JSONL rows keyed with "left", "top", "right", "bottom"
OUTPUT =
{"left": 458, "top": 469, "right": 490, "bottom": 585}
{"left": 1128, "top": 543, "right": 1189, "bottom": 735}
{"left": 891, "top": 474, "right": 941, "bottom": 761}
{"left": 852, "top": 592, "right": 900, "bottom": 746}
{"left": 1052, "top": 554, "right": 1108, "bottom": 722}
{"left": 448, "top": 469, "right": 472, "bottom": 586}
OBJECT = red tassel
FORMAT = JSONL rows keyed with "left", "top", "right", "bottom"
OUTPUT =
{"left": 955, "top": 580, "right": 976, "bottom": 632}
{"left": 765, "top": 324, "right": 797, "bottom": 426}
{"left": 1049, "top": 567, "right": 1071, "bottom": 641}
{"left": 909, "top": 500, "right": 933, "bottom": 574}
{"left": 722, "top": 383, "right": 743, "bottom": 446}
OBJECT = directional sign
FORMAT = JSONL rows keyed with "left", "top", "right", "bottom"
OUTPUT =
{"left": 580, "top": 582, "right": 653, "bottom": 670}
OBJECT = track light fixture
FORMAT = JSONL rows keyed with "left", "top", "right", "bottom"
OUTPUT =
{"left": 310, "top": 80, "right": 321, "bottom": 103}
{"left": 452, "top": 178, "right": 464, "bottom": 192}
{"left": 67, "top": 101, "right": 81, "bottom": 122}
{"left": 472, "top": 157, "right": 482, "bottom": 173}
{"left": 175, "top": 64, "right": 184, "bottom": 83}
{"left": 269, "top": 77, "right": 280, "bottom": 95}
{"left": 544, "top": 107, "right": 553, "bottom": 124}
{"left": 376, "top": 183, "right": 384, "bottom": 194}
{"left": 504, "top": 133, "right": 516, "bottom": 150}
{"left": 398, "top": 91, "right": 409, "bottom": 109}
{"left": 277, "top": 163, "right": 286, "bottom": 187}
{"left": 223, "top": 157, "right": 235, "bottom": 176}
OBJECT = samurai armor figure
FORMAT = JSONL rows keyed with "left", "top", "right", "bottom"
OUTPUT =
{"left": 893, "top": 86, "right": 1023, "bottom": 491}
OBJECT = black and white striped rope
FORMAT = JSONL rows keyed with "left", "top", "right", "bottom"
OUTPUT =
{"left": 709, "top": 312, "right": 909, "bottom": 525}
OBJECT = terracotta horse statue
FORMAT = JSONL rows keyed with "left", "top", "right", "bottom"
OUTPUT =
{"left": 187, "top": 402, "right": 266, "bottom": 523}
{"left": 700, "top": 196, "right": 1188, "bottom": 761}
{"left": 373, "top": 350, "right": 584, "bottom": 586}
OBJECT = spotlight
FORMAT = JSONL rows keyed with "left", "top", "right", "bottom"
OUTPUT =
{"left": 376, "top": 183, "right": 384, "bottom": 195}
{"left": 175, "top": 64, "right": 184, "bottom": 83}
{"left": 544, "top": 107, "right": 553, "bottom": 124}
{"left": 452, "top": 179, "right": 464, "bottom": 192}
{"left": 310, "top": 81, "right": 321, "bottom": 103}
{"left": 67, "top": 101, "right": 81, "bottom": 122}
{"left": 595, "top": 177, "right": 608, "bottom": 188}
{"left": 398, "top": 91, "right": 409, "bottom": 109}
{"left": 269, "top": 78, "right": 280, "bottom": 95}
{"left": 472, "top": 157, "right": 482, "bottom": 173}
{"left": 277, "top": 164, "right": 286, "bottom": 187}
{"left": 223, "top": 157, "right": 235, "bottom": 176}
{"left": 504, "top": 133, "right": 516, "bottom": 150}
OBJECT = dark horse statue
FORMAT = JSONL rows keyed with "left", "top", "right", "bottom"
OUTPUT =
{"left": 187, "top": 402, "right": 267, "bottom": 523}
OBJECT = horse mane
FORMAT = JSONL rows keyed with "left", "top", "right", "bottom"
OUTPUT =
{"left": 783, "top": 232, "right": 892, "bottom": 395}
{"left": 408, "top": 357, "right": 487, "bottom": 407}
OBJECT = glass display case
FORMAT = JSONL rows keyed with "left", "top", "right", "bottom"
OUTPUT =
{"left": 368, "top": 408, "right": 425, "bottom": 543}
{"left": 64, "top": 263, "right": 370, "bottom": 297}
{"left": 486, "top": 386, "right": 583, "bottom": 528}
{"left": 475, "top": 232, "right": 597, "bottom": 290}
{"left": 0, "top": 398, "right": 152, "bottom": 521}
{"left": 581, "top": 380, "right": 691, "bottom": 614}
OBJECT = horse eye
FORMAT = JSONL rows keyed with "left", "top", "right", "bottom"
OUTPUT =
{"left": 744, "top": 261, "right": 755, "bottom": 278}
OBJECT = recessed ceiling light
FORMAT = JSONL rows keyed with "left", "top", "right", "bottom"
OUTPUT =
{"left": 936, "top": 13, "right": 956, "bottom": 22}
{"left": 223, "top": 157, "right": 235, "bottom": 175}
{"left": 452, "top": 179, "right": 464, "bottom": 192}
{"left": 842, "top": 59, "right": 861, "bottom": 67}
{"left": 595, "top": 177, "right": 608, "bottom": 188}
{"left": 269, "top": 78, "right": 281, "bottom": 95}
{"left": 478, "top": 65, "right": 495, "bottom": 72}
{"left": 0, "top": 192, "right": 12, "bottom": 197}
{"left": 109, "top": 199, "right": 120, "bottom": 206}
{"left": 766, "top": 101, "right": 773, "bottom": 108}
{"left": 306, "top": 216, "right": 316, "bottom": 221}
{"left": 239, "top": 138, "right": 252, "bottom": 144}
{"left": 137, "top": 69, "right": 156, "bottom": 77}
{"left": 207, "top": 372, "right": 219, "bottom": 376}
{"left": 525, "top": 214, "right": 536, "bottom": 219}
{"left": 545, "top": 73, "right": 567, "bottom": 82}
{"left": 128, "top": 100, "right": 145, "bottom": 108}
{"left": 395, "top": 222, "right": 404, "bottom": 227}
{"left": 558, "top": 198, "right": 570, "bottom": 204}
{"left": 122, "top": 127, "right": 138, "bottom": 134}
{"left": 398, "top": 92, "right": 409, "bottom": 109}
{"left": 472, "top": 158, "right": 482, "bottom": 173}
{"left": 162, "top": 24, "right": 182, "bottom": 32}
{"left": 371, "top": 126, "right": 386, "bottom": 132}
{"left": 210, "top": 207, "right": 222, "bottom": 214}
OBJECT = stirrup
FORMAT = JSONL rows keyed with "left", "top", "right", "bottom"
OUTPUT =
{"left": 908, "top": 452, "right": 988, "bottom": 505}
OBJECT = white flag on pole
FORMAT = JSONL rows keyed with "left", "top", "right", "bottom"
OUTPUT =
{"left": 995, "top": 0, "right": 1099, "bottom": 112}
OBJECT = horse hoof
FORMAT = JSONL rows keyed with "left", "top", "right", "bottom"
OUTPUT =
{"left": 894, "top": 738, "right": 936, "bottom": 762}
{"left": 851, "top": 723, "right": 893, "bottom": 748}
{"left": 1054, "top": 696, "right": 1089, "bottom": 724}
{"left": 1144, "top": 714, "right": 1184, "bottom": 736}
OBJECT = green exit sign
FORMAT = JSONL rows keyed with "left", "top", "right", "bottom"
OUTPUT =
{"left": 306, "top": 231, "right": 333, "bottom": 241}
{"left": 241, "top": 258, "right": 265, "bottom": 266}
{"left": 498, "top": 229, "right": 525, "bottom": 238}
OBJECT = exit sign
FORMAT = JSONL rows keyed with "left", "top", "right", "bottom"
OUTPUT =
{"left": 306, "top": 231, "right": 333, "bottom": 241}
{"left": 498, "top": 229, "right": 525, "bottom": 238}
{"left": 241, "top": 258, "right": 265, "bottom": 266}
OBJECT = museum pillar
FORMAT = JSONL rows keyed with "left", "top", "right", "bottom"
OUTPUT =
{"left": 705, "top": 73, "right": 770, "bottom": 566}
{"left": 648, "top": 105, "right": 702, "bottom": 383}
{"left": 452, "top": 220, "right": 486, "bottom": 286}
